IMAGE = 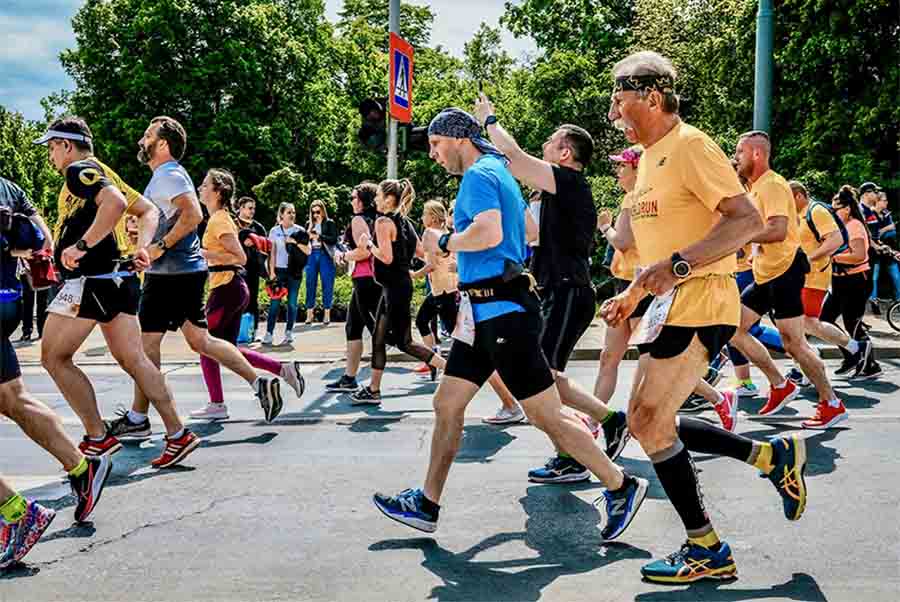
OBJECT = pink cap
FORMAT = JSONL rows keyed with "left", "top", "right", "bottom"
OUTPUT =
{"left": 609, "top": 148, "right": 642, "bottom": 166}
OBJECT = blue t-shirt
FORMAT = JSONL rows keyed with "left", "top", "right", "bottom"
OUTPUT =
{"left": 0, "top": 177, "right": 38, "bottom": 301}
{"left": 144, "top": 161, "right": 207, "bottom": 274}
{"left": 455, "top": 154, "right": 528, "bottom": 322}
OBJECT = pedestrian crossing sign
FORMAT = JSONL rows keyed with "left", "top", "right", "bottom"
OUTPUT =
{"left": 389, "top": 33, "right": 414, "bottom": 123}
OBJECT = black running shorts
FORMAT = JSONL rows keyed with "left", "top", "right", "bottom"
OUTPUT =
{"left": 76, "top": 276, "right": 141, "bottom": 323}
{"left": 637, "top": 325, "right": 737, "bottom": 361}
{"left": 139, "top": 271, "right": 209, "bottom": 332}
{"left": 740, "top": 250, "right": 809, "bottom": 320}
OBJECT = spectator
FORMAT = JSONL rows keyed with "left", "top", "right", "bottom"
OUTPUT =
{"left": 18, "top": 261, "right": 50, "bottom": 342}
{"left": 264, "top": 202, "right": 310, "bottom": 346}
{"left": 234, "top": 196, "right": 267, "bottom": 337}
{"left": 304, "top": 199, "right": 338, "bottom": 325}
{"left": 871, "top": 191, "right": 900, "bottom": 303}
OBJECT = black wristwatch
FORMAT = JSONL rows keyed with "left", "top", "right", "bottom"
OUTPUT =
{"left": 671, "top": 252, "right": 692, "bottom": 279}
{"left": 156, "top": 238, "right": 169, "bottom": 251}
{"left": 75, "top": 239, "right": 89, "bottom": 252}
{"left": 437, "top": 233, "right": 452, "bottom": 255}
{"left": 483, "top": 115, "right": 498, "bottom": 128}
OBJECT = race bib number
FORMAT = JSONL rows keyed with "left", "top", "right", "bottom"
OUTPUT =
{"left": 751, "top": 243, "right": 762, "bottom": 259}
{"left": 452, "top": 293, "right": 476, "bottom": 346}
{"left": 48, "top": 277, "right": 85, "bottom": 318}
{"left": 629, "top": 288, "right": 675, "bottom": 346}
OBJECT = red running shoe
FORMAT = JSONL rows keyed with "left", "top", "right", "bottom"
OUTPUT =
{"left": 758, "top": 379, "right": 798, "bottom": 416}
{"left": 713, "top": 390, "right": 739, "bottom": 433}
{"left": 151, "top": 430, "right": 201, "bottom": 469}
{"left": 802, "top": 400, "right": 849, "bottom": 429}
{"left": 78, "top": 433, "right": 122, "bottom": 457}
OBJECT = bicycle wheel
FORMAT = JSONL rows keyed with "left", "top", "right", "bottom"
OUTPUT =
{"left": 887, "top": 301, "right": 900, "bottom": 333}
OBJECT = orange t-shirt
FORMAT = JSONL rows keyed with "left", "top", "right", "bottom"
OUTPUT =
{"left": 833, "top": 218, "right": 870, "bottom": 276}
{"left": 202, "top": 210, "right": 239, "bottom": 288}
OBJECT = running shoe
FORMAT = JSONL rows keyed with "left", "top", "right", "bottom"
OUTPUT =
{"left": 70, "top": 455, "right": 112, "bottom": 523}
{"left": 190, "top": 403, "right": 230, "bottom": 420}
{"left": 325, "top": 374, "right": 359, "bottom": 393}
{"left": 733, "top": 380, "right": 759, "bottom": 398}
{"left": 0, "top": 501, "right": 56, "bottom": 569}
{"left": 786, "top": 367, "right": 810, "bottom": 387}
{"left": 429, "top": 364, "right": 439, "bottom": 382}
{"left": 601, "top": 410, "right": 630, "bottom": 461}
{"left": 857, "top": 358, "right": 883, "bottom": 380}
{"left": 262, "top": 332, "right": 274, "bottom": 345}
{"left": 713, "top": 390, "right": 739, "bottom": 433}
{"left": 527, "top": 455, "right": 590, "bottom": 484}
{"left": 256, "top": 376, "right": 284, "bottom": 423}
{"left": 802, "top": 400, "right": 848, "bottom": 430}
{"left": 679, "top": 393, "right": 713, "bottom": 413}
{"left": 641, "top": 541, "right": 737, "bottom": 583}
{"left": 596, "top": 475, "right": 648, "bottom": 541}
{"left": 105, "top": 408, "right": 151, "bottom": 442}
{"left": 78, "top": 433, "right": 122, "bottom": 457}
{"left": 351, "top": 386, "right": 382, "bottom": 405}
{"left": 758, "top": 379, "right": 798, "bottom": 416}
{"left": 413, "top": 363, "right": 431, "bottom": 374}
{"left": 579, "top": 414, "right": 601, "bottom": 440}
{"left": 703, "top": 365, "right": 722, "bottom": 388}
{"left": 372, "top": 488, "right": 439, "bottom": 533}
{"left": 482, "top": 405, "right": 525, "bottom": 425}
{"left": 278, "top": 333, "right": 293, "bottom": 347}
{"left": 851, "top": 340, "right": 872, "bottom": 379}
{"left": 280, "top": 361, "right": 306, "bottom": 398}
{"left": 834, "top": 357, "right": 857, "bottom": 378}
{"left": 151, "top": 429, "right": 201, "bottom": 469}
{"left": 869, "top": 299, "right": 881, "bottom": 316}
{"left": 766, "top": 435, "right": 807, "bottom": 520}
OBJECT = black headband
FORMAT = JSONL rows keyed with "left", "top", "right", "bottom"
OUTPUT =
{"left": 614, "top": 74, "right": 676, "bottom": 95}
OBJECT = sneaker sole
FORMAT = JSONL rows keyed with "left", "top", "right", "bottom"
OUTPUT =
{"left": 154, "top": 437, "right": 201, "bottom": 469}
{"left": 189, "top": 414, "right": 230, "bottom": 421}
{"left": 606, "top": 431, "right": 631, "bottom": 462}
{"left": 678, "top": 403, "right": 713, "bottom": 414}
{"left": 602, "top": 477, "right": 648, "bottom": 542}
{"left": 76, "top": 456, "right": 112, "bottom": 523}
{"left": 372, "top": 497, "right": 437, "bottom": 533}
{"left": 80, "top": 441, "right": 123, "bottom": 457}
{"left": 791, "top": 437, "right": 807, "bottom": 520}
{"left": 802, "top": 412, "right": 849, "bottom": 430}
{"left": 528, "top": 471, "right": 591, "bottom": 484}
{"left": 265, "top": 379, "right": 284, "bottom": 423}
{"left": 482, "top": 415, "right": 525, "bottom": 425}
{"left": 326, "top": 386, "right": 359, "bottom": 393}
{"left": 758, "top": 386, "right": 799, "bottom": 416}
{"left": 116, "top": 430, "right": 153, "bottom": 442}
{"left": 642, "top": 564, "right": 738, "bottom": 583}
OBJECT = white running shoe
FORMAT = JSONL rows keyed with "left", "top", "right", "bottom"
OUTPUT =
{"left": 483, "top": 405, "right": 525, "bottom": 425}
{"left": 280, "top": 361, "right": 306, "bottom": 398}
{"left": 190, "top": 403, "right": 230, "bottom": 420}
{"left": 262, "top": 332, "right": 273, "bottom": 345}
{"left": 278, "top": 333, "right": 293, "bottom": 347}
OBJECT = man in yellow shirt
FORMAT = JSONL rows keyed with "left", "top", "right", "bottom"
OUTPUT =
{"left": 728, "top": 132, "right": 843, "bottom": 422}
{"left": 603, "top": 51, "right": 808, "bottom": 584}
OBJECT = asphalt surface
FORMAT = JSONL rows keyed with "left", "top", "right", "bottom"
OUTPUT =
{"left": 3, "top": 359, "right": 900, "bottom": 601}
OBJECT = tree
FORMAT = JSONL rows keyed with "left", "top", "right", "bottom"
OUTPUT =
{"left": 0, "top": 107, "right": 63, "bottom": 224}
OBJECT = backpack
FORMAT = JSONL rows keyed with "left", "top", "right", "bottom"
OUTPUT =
{"left": 806, "top": 200, "right": 849, "bottom": 255}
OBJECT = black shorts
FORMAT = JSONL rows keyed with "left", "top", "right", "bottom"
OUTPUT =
{"left": 75, "top": 276, "right": 141, "bottom": 323}
{"left": 346, "top": 276, "right": 381, "bottom": 341}
{"left": 139, "top": 271, "right": 208, "bottom": 333}
{"left": 444, "top": 309, "right": 555, "bottom": 401}
{"left": 740, "top": 250, "right": 809, "bottom": 320}
{"left": 637, "top": 325, "right": 737, "bottom": 360}
{"left": 415, "top": 291, "right": 460, "bottom": 338}
{"left": 0, "top": 300, "right": 22, "bottom": 384}
{"left": 540, "top": 285, "right": 596, "bottom": 371}
{"left": 613, "top": 278, "right": 654, "bottom": 319}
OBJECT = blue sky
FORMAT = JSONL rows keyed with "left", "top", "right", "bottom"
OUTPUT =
{"left": 0, "top": 0, "right": 536, "bottom": 121}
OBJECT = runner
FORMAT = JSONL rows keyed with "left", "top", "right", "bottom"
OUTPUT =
{"left": 107, "top": 116, "right": 284, "bottom": 446}
{"left": 728, "top": 131, "right": 845, "bottom": 424}
{"left": 190, "top": 169, "right": 305, "bottom": 420}
{"left": 0, "top": 176, "right": 110, "bottom": 568}
{"left": 33, "top": 117, "right": 197, "bottom": 468}
{"left": 351, "top": 179, "right": 446, "bottom": 404}
{"left": 373, "top": 107, "right": 647, "bottom": 542}
{"left": 604, "top": 51, "right": 809, "bottom": 582}
{"left": 474, "top": 96, "right": 633, "bottom": 480}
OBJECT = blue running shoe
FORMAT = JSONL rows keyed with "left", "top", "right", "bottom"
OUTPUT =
{"left": 372, "top": 488, "right": 439, "bottom": 533}
{"left": 787, "top": 367, "right": 810, "bottom": 387}
{"left": 0, "top": 501, "right": 56, "bottom": 569}
{"left": 768, "top": 435, "right": 807, "bottom": 520}
{"left": 527, "top": 455, "right": 590, "bottom": 484}
{"left": 641, "top": 541, "right": 737, "bottom": 583}
{"left": 601, "top": 411, "right": 631, "bottom": 461}
{"left": 597, "top": 475, "right": 648, "bottom": 541}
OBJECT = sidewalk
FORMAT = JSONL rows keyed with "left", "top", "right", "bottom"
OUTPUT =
{"left": 11, "top": 314, "right": 900, "bottom": 366}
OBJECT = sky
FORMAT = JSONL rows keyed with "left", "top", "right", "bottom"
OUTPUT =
{"left": 0, "top": 0, "right": 536, "bottom": 122}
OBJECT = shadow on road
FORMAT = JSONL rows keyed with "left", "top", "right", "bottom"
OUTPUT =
{"left": 454, "top": 424, "right": 518, "bottom": 464}
{"left": 634, "top": 571, "right": 827, "bottom": 601}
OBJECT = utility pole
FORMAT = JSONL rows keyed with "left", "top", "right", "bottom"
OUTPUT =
{"left": 387, "top": 0, "right": 400, "bottom": 179}
{"left": 753, "top": 0, "right": 774, "bottom": 133}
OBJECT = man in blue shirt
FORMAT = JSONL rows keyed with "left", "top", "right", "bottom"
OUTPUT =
{"left": 372, "top": 108, "right": 644, "bottom": 542}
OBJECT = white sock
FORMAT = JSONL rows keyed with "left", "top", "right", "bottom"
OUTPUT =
{"left": 845, "top": 339, "right": 859, "bottom": 354}
{"left": 127, "top": 410, "right": 147, "bottom": 424}
{"left": 169, "top": 428, "right": 185, "bottom": 440}
{"left": 714, "top": 391, "right": 725, "bottom": 404}
{"left": 828, "top": 398, "right": 841, "bottom": 408}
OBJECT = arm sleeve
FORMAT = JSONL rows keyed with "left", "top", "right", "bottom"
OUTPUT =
{"left": 159, "top": 170, "right": 195, "bottom": 200}
{"left": 681, "top": 135, "right": 746, "bottom": 212}
{"left": 65, "top": 161, "right": 113, "bottom": 203}
{"left": 756, "top": 180, "right": 793, "bottom": 220}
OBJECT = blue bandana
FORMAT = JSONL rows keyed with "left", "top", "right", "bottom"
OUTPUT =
{"left": 427, "top": 108, "right": 506, "bottom": 160}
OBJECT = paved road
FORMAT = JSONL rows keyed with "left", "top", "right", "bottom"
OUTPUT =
{"left": 3, "top": 359, "right": 900, "bottom": 601}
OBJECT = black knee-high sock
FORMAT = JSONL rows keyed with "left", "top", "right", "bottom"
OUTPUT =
{"left": 650, "top": 440, "right": 711, "bottom": 538}
{"left": 677, "top": 416, "right": 754, "bottom": 463}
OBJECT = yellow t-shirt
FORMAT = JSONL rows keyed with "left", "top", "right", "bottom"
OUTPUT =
{"left": 798, "top": 202, "right": 838, "bottom": 291}
{"left": 630, "top": 121, "right": 744, "bottom": 327}
{"left": 202, "top": 210, "right": 239, "bottom": 288}
{"left": 54, "top": 157, "right": 141, "bottom": 255}
{"left": 749, "top": 170, "right": 801, "bottom": 285}
{"left": 610, "top": 192, "right": 641, "bottom": 281}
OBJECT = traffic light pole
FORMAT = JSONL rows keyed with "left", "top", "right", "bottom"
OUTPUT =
{"left": 387, "top": 0, "right": 400, "bottom": 179}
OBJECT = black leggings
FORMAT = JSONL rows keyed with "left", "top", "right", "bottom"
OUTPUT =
{"left": 372, "top": 278, "right": 434, "bottom": 371}
{"left": 1, "top": 299, "right": 22, "bottom": 384}
{"left": 415, "top": 291, "right": 459, "bottom": 339}
{"left": 820, "top": 272, "right": 870, "bottom": 343}
{"left": 345, "top": 276, "right": 381, "bottom": 341}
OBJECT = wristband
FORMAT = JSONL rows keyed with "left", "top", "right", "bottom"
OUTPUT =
{"left": 438, "top": 233, "right": 451, "bottom": 255}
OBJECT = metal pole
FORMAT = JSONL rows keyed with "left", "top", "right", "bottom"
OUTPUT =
{"left": 386, "top": 0, "right": 400, "bottom": 179}
{"left": 753, "top": 0, "right": 774, "bottom": 133}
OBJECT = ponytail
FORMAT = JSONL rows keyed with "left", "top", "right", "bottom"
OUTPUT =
{"left": 379, "top": 178, "right": 416, "bottom": 216}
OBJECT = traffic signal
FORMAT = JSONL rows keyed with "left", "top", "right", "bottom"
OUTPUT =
{"left": 358, "top": 98, "right": 387, "bottom": 152}
{"left": 399, "top": 125, "right": 428, "bottom": 153}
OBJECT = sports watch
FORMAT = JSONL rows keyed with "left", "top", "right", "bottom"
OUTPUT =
{"left": 156, "top": 238, "right": 169, "bottom": 251}
{"left": 437, "top": 233, "right": 452, "bottom": 255}
{"left": 671, "top": 252, "right": 691, "bottom": 279}
{"left": 75, "top": 239, "right": 89, "bottom": 252}
{"left": 483, "top": 115, "right": 498, "bottom": 128}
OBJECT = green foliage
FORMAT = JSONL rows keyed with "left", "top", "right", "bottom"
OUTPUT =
{"left": 0, "top": 108, "right": 63, "bottom": 223}
{"left": 251, "top": 167, "right": 351, "bottom": 229}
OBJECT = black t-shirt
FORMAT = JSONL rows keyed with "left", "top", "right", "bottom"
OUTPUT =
{"left": 531, "top": 165, "right": 596, "bottom": 288}
{"left": 55, "top": 159, "right": 123, "bottom": 279}
{"left": 0, "top": 177, "right": 37, "bottom": 292}
{"left": 236, "top": 218, "right": 267, "bottom": 277}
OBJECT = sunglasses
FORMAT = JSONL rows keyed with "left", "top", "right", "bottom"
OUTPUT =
{"left": 312, "top": 210, "right": 322, "bottom": 215}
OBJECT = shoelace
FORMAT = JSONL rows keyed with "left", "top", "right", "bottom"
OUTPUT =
{"left": 665, "top": 543, "right": 693, "bottom": 565}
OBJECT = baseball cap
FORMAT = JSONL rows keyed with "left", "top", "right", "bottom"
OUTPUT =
{"left": 32, "top": 118, "right": 93, "bottom": 146}
{"left": 859, "top": 182, "right": 882, "bottom": 195}
{"left": 609, "top": 147, "right": 642, "bottom": 167}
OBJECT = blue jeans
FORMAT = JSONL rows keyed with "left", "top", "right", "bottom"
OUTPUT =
{"left": 266, "top": 267, "right": 301, "bottom": 334}
{"left": 870, "top": 258, "right": 900, "bottom": 301}
{"left": 305, "top": 248, "right": 336, "bottom": 309}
